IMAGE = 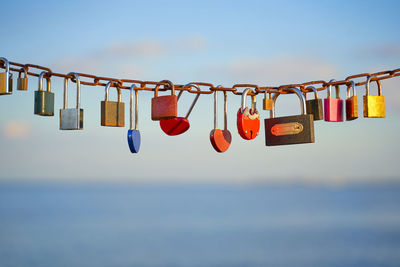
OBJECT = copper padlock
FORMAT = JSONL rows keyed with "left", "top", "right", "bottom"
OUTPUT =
{"left": 345, "top": 81, "right": 358, "bottom": 120}
{"left": 151, "top": 80, "right": 177, "bottom": 121}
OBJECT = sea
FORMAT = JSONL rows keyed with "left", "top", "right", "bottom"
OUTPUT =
{"left": 0, "top": 181, "right": 399, "bottom": 267}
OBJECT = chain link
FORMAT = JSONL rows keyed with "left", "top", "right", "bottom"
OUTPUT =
{"left": 1, "top": 59, "right": 399, "bottom": 96}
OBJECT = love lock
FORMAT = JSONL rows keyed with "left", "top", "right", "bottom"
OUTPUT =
{"left": 237, "top": 88, "right": 260, "bottom": 140}
{"left": 210, "top": 87, "right": 232, "bottom": 153}
{"left": 127, "top": 84, "right": 141, "bottom": 153}
{"left": 160, "top": 83, "right": 201, "bottom": 136}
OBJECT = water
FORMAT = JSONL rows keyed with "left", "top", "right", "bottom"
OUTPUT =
{"left": 0, "top": 181, "right": 400, "bottom": 267}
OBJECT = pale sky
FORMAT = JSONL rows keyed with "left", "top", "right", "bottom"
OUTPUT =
{"left": 0, "top": 0, "right": 400, "bottom": 184}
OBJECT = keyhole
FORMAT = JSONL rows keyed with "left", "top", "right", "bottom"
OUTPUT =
{"left": 250, "top": 130, "right": 253, "bottom": 139}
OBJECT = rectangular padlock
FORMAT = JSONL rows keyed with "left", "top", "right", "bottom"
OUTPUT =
{"left": 346, "top": 96, "right": 358, "bottom": 120}
{"left": 363, "top": 95, "right": 385, "bottom": 117}
{"left": 34, "top": 90, "right": 54, "bottom": 116}
{"left": 151, "top": 81, "right": 177, "bottom": 121}
{"left": 324, "top": 83, "right": 343, "bottom": 122}
{"left": 60, "top": 109, "right": 84, "bottom": 130}
{"left": 306, "top": 98, "right": 323, "bottom": 121}
{"left": 17, "top": 69, "right": 28, "bottom": 91}
{"left": 0, "top": 72, "right": 13, "bottom": 95}
{"left": 101, "top": 101, "right": 125, "bottom": 126}
{"left": 263, "top": 92, "right": 273, "bottom": 110}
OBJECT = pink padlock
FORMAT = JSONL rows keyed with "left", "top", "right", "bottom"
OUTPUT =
{"left": 324, "top": 79, "right": 343, "bottom": 122}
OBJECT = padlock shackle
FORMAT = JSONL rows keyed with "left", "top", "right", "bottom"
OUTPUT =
{"left": 305, "top": 86, "right": 319, "bottom": 100}
{"left": 19, "top": 66, "right": 28, "bottom": 78}
{"left": 326, "top": 79, "right": 340, "bottom": 99}
{"left": 154, "top": 80, "right": 175, "bottom": 98}
{"left": 365, "top": 75, "right": 382, "bottom": 96}
{"left": 38, "top": 71, "right": 51, "bottom": 92}
{"left": 129, "top": 84, "right": 139, "bottom": 130}
{"left": 270, "top": 87, "right": 306, "bottom": 118}
{"left": 240, "top": 88, "right": 257, "bottom": 114}
{"left": 182, "top": 83, "right": 201, "bottom": 119}
{"left": 0, "top": 57, "right": 11, "bottom": 94}
{"left": 63, "top": 72, "right": 81, "bottom": 110}
{"left": 213, "top": 86, "right": 228, "bottom": 131}
{"left": 104, "top": 81, "right": 122, "bottom": 102}
{"left": 346, "top": 80, "right": 356, "bottom": 99}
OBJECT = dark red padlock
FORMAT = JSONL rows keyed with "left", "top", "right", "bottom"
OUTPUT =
{"left": 151, "top": 80, "right": 177, "bottom": 121}
{"left": 160, "top": 83, "right": 201, "bottom": 136}
{"left": 210, "top": 89, "right": 232, "bottom": 153}
{"left": 237, "top": 88, "right": 260, "bottom": 140}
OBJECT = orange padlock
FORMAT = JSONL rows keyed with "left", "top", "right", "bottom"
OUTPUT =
{"left": 237, "top": 88, "right": 260, "bottom": 140}
{"left": 151, "top": 80, "right": 177, "bottom": 121}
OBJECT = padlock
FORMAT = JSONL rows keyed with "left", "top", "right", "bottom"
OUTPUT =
{"left": 60, "top": 72, "right": 84, "bottom": 130}
{"left": 127, "top": 85, "right": 141, "bottom": 153}
{"left": 160, "top": 83, "right": 201, "bottom": 136}
{"left": 265, "top": 87, "right": 315, "bottom": 146}
{"left": 210, "top": 88, "right": 232, "bottom": 153}
{"left": 17, "top": 67, "right": 28, "bottom": 91}
{"left": 363, "top": 76, "right": 385, "bottom": 118}
{"left": 324, "top": 79, "right": 343, "bottom": 122}
{"left": 151, "top": 80, "right": 177, "bottom": 120}
{"left": 304, "top": 86, "right": 323, "bottom": 121}
{"left": 237, "top": 88, "right": 260, "bottom": 140}
{"left": 263, "top": 90, "right": 274, "bottom": 110}
{"left": 34, "top": 71, "right": 54, "bottom": 116}
{"left": 101, "top": 82, "right": 125, "bottom": 127}
{"left": 0, "top": 57, "right": 13, "bottom": 95}
{"left": 345, "top": 80, "right": 358, "bottom": 120}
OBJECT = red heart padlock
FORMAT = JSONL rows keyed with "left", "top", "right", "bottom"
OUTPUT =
{"left": 237, "top": 88, "right": 260, "bottom": 140}
{"left": 160, "top": 83, "right": 201, "bottom": 136}
{"left": 209, "top": 89, "right": 232, "bottom": 153}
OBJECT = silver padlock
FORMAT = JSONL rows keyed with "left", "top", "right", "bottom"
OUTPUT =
{"left": 0, "top": 57, "right": 13, "bottom": 95}
{"left": 60, "top": 72, "right": 83, "bottom": 130}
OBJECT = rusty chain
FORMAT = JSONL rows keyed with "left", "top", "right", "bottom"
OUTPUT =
{"left": 1, "top": 59, "right": 399, "bottom": 96}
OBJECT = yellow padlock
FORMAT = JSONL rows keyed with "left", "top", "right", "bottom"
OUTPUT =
{"left": 363, "top": 76, "right": 385, "bottom": 118}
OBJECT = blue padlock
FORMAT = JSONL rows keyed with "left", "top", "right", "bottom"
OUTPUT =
{"left": 127, "top": 84, "right": 141, "bottom": 153}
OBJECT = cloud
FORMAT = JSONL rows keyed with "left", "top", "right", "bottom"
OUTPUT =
{"left": 359, "top": 44, "right": 400, "bottom": 58}
{"left": 105, "top": 40, "right": 165, "bottom": 58}
{"left": 3, "top": 120, "right": 31, "bottom": 140}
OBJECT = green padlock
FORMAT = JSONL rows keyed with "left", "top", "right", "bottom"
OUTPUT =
{"left": 34, "top": 71, "right": 54, "bottom": 116}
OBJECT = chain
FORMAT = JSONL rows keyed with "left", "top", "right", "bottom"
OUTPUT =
{"left": 2, "top": 59, "right": 400, "bottom": 96}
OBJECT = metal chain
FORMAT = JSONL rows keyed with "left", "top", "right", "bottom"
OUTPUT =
{"left": 1, "top": 59, "right": 399, "bottom": 96}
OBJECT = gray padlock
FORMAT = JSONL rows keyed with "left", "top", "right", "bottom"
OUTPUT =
{"left": 34, "top": 71, "right": 54, "bottom": 116}
{"left": 0, "top": 57, "right": 13, "bottom": 95}
{"left": 60, "top": 72, "right": 83, "bottom": 130}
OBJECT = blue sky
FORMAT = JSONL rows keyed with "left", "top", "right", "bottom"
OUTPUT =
{"left": 0, "top": 0, "right": 399, "bottom": 184}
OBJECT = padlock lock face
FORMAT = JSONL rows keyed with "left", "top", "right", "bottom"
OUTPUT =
{"left": 306, "top": 99, "right": 323, "bottom": 121}
{"left": 151, "top": 95, "right": 177, "bottom": 120}
{"left": 101, "top": 101, "right": 125, "bottom": 127}
{"left": 0, "top": 73, "right": 13, "bottom": 95}
{"left": 324, "top": 98, "right": 343, "bottom": 122}
{"left": 160, "top": 117, "right": 190, "bottom": 136}
{"left": 127, "top": 129, "right": 141, "bottom": 153}
{"left": 263, "top": 98, "right": 274, "bottom": 110}
{"left": 363, "top": 95, "right": 385, "bottom": 118}
{"left": 60, "top": 109, "right": 84, "bottom": 130}
{"left": 17, "top": 77, "right": 28, "bottom": 91}
{"left": 346, "top": 96, "right": 358, "bottom": 120}
{"left": 210, "top": 129, "right": 232, "bottom": 153}
{"left": 34, "top": 90, "right": 54, "bottom": 116}
{"left": 237, "top": 107, "right": 260, "bottom": 140}
{"left": 265, "top": 114, "right": 315, "bottom": 146}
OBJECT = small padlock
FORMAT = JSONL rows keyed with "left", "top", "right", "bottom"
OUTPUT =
{"left": 324, "top": 79, "right": 343, "bottom": 122}
{"left": 151, "top": 80, "right": 177, "bottom": 121}
{"left": 210, "top": 88, "right": 232, "bottom": 153}
{"left": 160, "top": 83, "right": 201, "bottom": 136}
{"left": 17, "top": 67, "right": 28, "bottom": 91}
{"left": 60, "top": 72, "right": 84, "bottom": 130}
{"left": 127, "top": 85, "right": 141, "bottom": 153}
{"left": 0, "top": 57, "right": 13, "bottom": 95}
{"left": 363, "top": 76, "right": 385, "bottom": 118}
{"left": 263, "top": 90, "right": 274, "bottom": 110}
{"left": 237, "top": 88, "right": 260, "bottom": 140}
{"left": 101, "top": 82, "right": 125, "bottom": 127}
{"left": 265, "top": 88, "right": 315, "bottom": 146}
{"left": 345, "top": 81, "right": 358, "bottom": 120}
{"left": 305, "top": 86, "right": 323, "bottom": 121}
{"left": 34, "top": 71, "right": 54, "bottom": 116}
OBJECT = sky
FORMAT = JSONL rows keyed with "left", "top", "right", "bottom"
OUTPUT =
{"left": 0, "top": 0, "right": 400, "bottom": 184}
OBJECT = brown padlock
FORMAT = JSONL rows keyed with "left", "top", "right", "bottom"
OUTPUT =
{"left": 151, "top": 80, "right": 177, "bottom": 121}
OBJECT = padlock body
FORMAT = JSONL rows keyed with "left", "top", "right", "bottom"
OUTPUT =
{"left": 17, "top": 77, "right": 28, "bottom": 91}
{"left": 324, "top": 98, "right": 343, "bottom": 122}
{"left": 160, "top": 117, "right": 190, "bottom": 136}
{"left": 60, "top": 108, "right": 84, "bottom": 130}
{"left": 127, "top": 129, "right": 141, "bottom": 153}
{"left": 0, "top": 73, "right": 13, "bottom": 95}
{"left": 151, "top": 95, "right": 177, "bottom": 121}
{"left": 210, "top": 129, "right": 232, "bottom": 153}
{"left": 237, "top": 108, "right": 260, "bottom": 140}
{"left": 101, "top": 101, "right": 125, "bottom": 127}
{"left": 34, "top": 90, "right": 54, "bottom": 116}
{"left": 306, "top": 99, "right": 323, "bottom": 121}
{"left": 346, "top": 96, "right": 358, "bottom": 120}
{"left": 363, "top": 95, "right": 385, "bottom": 118}
{"left": 265, "top": 114, "right": 315, "bottom": 146}
{"left": 263, "top": 98, "right": 274, "bottom": 110}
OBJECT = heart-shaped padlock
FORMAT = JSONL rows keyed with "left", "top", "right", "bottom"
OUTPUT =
{"left": 237, "top": 88, "right": 260, "bottom": 140}
{"left": 209, "top": 89, "right": 232, "bottom": 153}
{"left": 160, "top": 83, "right": 201, "bottom": 136}
{"left": 127, "top": 85, "right": 141, "bottom": 153}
